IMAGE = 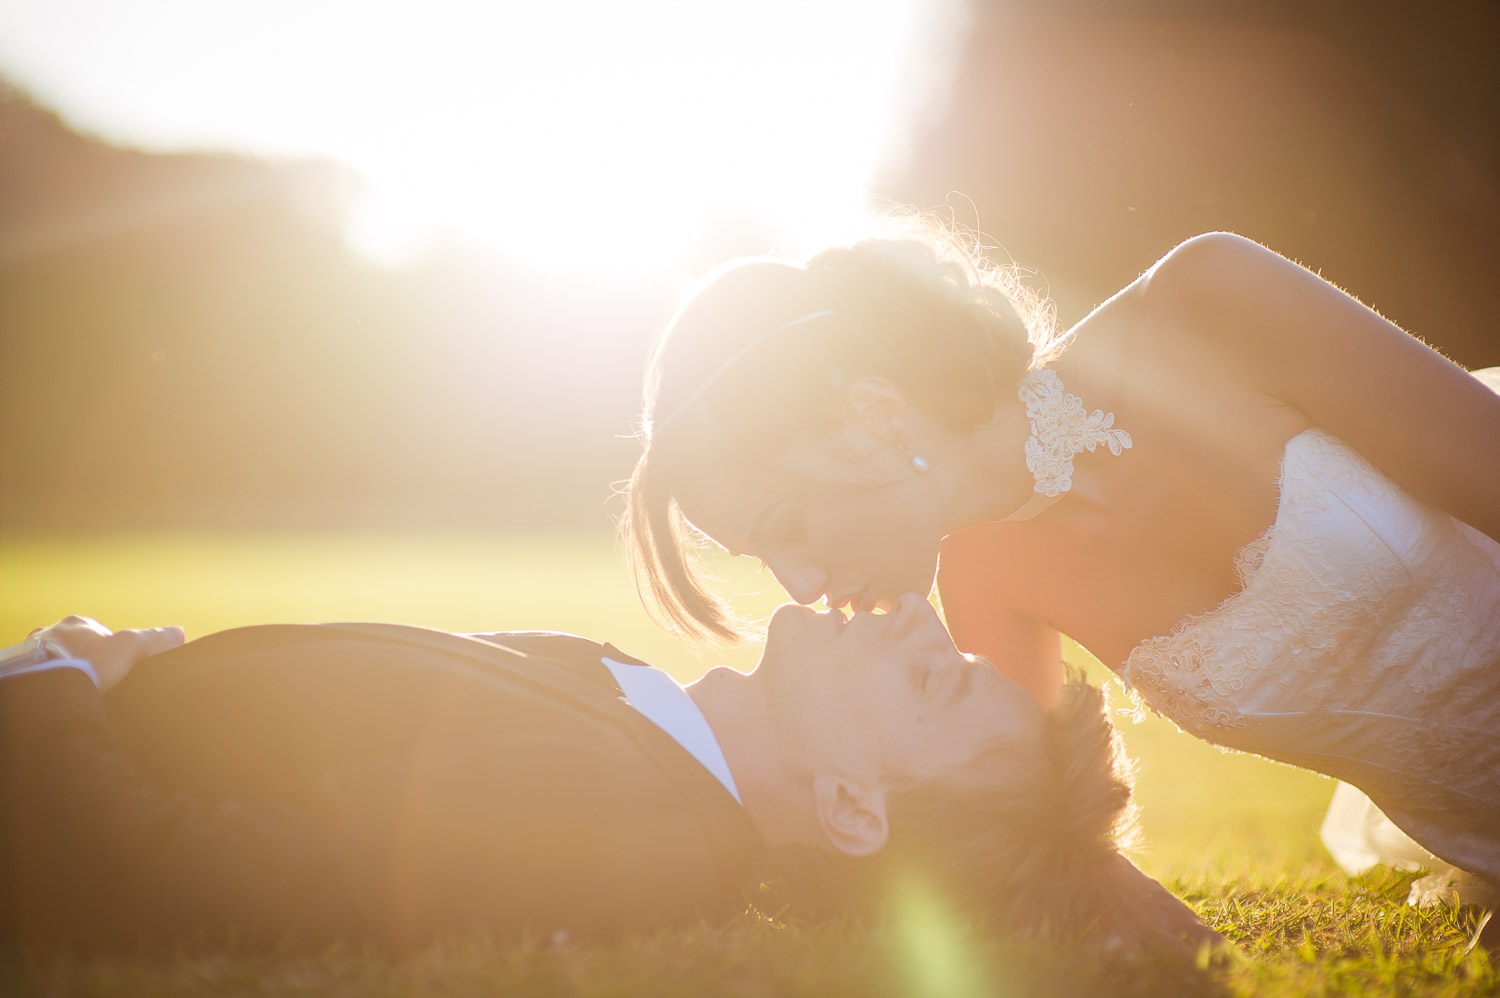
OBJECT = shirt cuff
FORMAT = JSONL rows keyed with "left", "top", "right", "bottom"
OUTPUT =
{"left": 0, "top": 657, "right": 100, "bottom": 688}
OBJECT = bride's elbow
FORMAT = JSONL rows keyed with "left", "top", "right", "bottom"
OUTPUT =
{"left": 1143, "top": 232, "right": 1268, "bottom": 289}
{"left": 1132, "top": 232, "right": 1301, "bottom": 332}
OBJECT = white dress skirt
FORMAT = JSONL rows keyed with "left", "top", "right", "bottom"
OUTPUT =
{"left": 1320, "top": 780, "right": 1499, "bottom": 907}
{"left": 1118, "top": 369, "right": 1500, "bottom": 898}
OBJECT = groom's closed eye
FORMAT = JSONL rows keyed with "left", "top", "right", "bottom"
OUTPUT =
{"left": 914, "top": 665, "right": 971, "bottom": 704}
{"left": 942, "top": 667, "right": 973, "bottom": 705}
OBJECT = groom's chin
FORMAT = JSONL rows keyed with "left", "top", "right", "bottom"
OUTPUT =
{"left": 758, "top": 604, "right": 812, "bottom": 668}
{"left": 692, "top": 664, "right": 748, "bottom": 696}
{"left": 766, "top": 602, "right": 818, "bottom": 632}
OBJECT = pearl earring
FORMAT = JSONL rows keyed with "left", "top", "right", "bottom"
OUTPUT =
{"left": 910, "top": 453, "right": 929, "bottom": 473}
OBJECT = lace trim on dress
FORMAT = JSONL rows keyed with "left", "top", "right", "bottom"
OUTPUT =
{"left": 1111, "top": 422, "right": 1303, "bottom": 735}
{"left": 1117, "top": 514, "right": 1278, "bottom": 734}
{"left": 1117, "top": 428, "right": 1481, "bottom": 734}
{"left": 1017, "top": 368, "right": 1133, "bottom": 498}
{"left": 1118, "top": 601, "right": 1265, "bottom": 733}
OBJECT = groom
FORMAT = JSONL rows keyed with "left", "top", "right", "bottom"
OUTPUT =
{"left": 1, "top": 597, "right": 1210, "bottom": 953}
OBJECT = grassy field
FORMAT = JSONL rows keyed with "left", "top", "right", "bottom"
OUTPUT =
{"left": 1, "top": 531, "right": 1492, "bottom": 997}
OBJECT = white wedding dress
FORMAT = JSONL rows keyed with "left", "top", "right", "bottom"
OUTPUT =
{"left": 1114, "top": 370, "right": 1500, "bottom": 889}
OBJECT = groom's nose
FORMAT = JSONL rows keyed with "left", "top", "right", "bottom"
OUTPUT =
{"left": 881, "top": 592, "right": 930, "bottom": 642}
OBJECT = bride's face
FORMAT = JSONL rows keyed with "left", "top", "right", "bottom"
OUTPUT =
{"left": 675, "top": 438, "right": 950, "bottom": 611}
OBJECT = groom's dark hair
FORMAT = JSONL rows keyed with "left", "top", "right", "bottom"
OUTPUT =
{"left": 764, "top": 676, "right": 1214, "bottom": 950}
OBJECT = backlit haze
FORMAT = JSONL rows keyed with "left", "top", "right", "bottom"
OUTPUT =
{"left": 3, "top": 0, "right": 1496, "bottom": 666}
{"left": 0, "top": 0, "right": 967, "bottom": 272}
{"left": 4, "top": 2, "right": 1495, "bottom": 541}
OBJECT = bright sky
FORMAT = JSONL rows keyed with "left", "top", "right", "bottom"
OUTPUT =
{"left": 0, "top": 0, "right": 967, "bottom": 272}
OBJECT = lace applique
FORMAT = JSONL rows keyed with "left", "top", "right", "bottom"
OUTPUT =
{"left": 1017, "top": 368, "right": 1133, "bottom": 497}
{"left": 1120, "top": 634, "right": 1252, "bottom": 732}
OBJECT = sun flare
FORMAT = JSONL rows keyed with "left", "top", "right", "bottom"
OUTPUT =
{"left": 0, "top": 0, "right": 968, "bottom": 273}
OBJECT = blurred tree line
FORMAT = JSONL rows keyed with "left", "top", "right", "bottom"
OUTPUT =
{"left": 3, "top": 0, "right": 1496, "bottom": 533}
{"left": 886, "top": 0, "right": 1500, "bottom": 363}
{"left": 0, "top": 84, "right": 678, "bottom": 531}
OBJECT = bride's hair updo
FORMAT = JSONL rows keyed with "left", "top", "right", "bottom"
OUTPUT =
{"left": 625, "top": 219, "right": 1063, "bottom": 640}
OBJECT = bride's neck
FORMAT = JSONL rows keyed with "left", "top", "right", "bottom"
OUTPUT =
{"left": 943, "top": 396, "right": 1037, "bottom": 531}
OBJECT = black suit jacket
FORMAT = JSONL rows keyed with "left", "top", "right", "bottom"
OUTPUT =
{"left": 0, "top": 624, "right": 762, "bottom": 952}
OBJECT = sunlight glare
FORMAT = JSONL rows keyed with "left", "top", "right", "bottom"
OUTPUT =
{"left": 892, "top": 874, "right": 996, "bottom": 998}
{"left": 341, "top": 0, "right": 968, "bottom": 271}
{"left": 0, "top": 0, "right": 969, "bottom": 274}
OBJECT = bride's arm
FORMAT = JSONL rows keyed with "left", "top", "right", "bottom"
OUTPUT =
{"left": 938, "top": 533, "right": 1064, "bottom": 709}
{"left": 1139, "top": 231, "right": 1500, "bottom": 543}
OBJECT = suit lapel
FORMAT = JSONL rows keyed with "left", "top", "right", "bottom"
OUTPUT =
{"left": 158, "top": 621, "right": 766, "bottom": 895}
{"left": 301, "top": 623, "right": 630, "bottom": 719}
{"left": 455, "top": 629, "right": 764, "bottom": 894}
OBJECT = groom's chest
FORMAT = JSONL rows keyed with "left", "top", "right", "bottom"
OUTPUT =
{"left": 109, "top": 631, "right": 639, "bottom": 799}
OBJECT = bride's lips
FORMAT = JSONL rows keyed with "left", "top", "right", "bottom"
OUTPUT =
{"left": 826, "top": 589, "right": 877, "bottom": 615}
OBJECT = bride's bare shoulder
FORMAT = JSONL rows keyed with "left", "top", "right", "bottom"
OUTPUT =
{"left": 1073, "top": 232, "right": 1269, "bottom": 334}
{"left": 1069, "top": 232, "right": 1500, "bottom": 541}
{"left": 1060, "top": 232, "right": 1295, "bottom": 379}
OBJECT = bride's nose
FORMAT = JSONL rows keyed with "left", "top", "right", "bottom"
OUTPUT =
{"left": 764, "top": 553, "right": 828, "bottom": 607}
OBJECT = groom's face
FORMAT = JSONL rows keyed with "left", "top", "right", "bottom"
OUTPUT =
{"left": 744, "top": 593, "right": 1038, "bottom": 785}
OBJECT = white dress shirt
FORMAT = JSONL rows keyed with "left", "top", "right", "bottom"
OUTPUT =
{"left": 0, "top": 655, "right": 99, "bottom": 687}
{"left": 601, "top": 656, "right": 741, "bottom": 804}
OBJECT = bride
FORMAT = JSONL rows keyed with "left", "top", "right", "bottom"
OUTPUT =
{"left": 621, "top": 224, "right": 1500, "bottom": 898}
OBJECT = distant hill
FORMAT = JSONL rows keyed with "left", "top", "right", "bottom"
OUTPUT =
{"left": 0, "top": 82, "right": 665, "bottom": 531}
{"left": 0, "top": 84, "right": 350, "bottom": 264}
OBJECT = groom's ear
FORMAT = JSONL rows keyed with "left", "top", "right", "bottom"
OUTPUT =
{"left": 812, "top": 772, "right": 890, "bottom": 857}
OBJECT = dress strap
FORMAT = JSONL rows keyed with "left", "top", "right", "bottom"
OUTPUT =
{"left": 1000, "top": 491, "right": 1062, "bottom": 523}
{"left": 1000, "top": 368, "right": 1133, "bottom": 521}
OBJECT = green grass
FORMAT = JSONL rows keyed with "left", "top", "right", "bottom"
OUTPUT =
{"left": 1, "top": 531, "right": 1493, "bottom": 996}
